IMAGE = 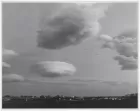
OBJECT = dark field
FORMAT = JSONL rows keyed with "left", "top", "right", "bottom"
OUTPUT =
{"left": 3, "top": 94, "right": 138, "bottom": 108}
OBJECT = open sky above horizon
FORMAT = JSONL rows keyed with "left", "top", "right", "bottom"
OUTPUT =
{"left": 2, "top": 2, "right": 138, "bottom": 96}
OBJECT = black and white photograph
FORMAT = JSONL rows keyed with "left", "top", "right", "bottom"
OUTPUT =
{"left": 2, "top": 2, "right": 138, "bottom": 108}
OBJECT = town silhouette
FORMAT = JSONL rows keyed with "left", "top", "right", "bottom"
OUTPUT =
{"left": 3, "top": 93, "right": 137, "bottom": 108}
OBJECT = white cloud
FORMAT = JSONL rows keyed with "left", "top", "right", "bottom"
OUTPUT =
{"left": 37, "top": 3, "right": 111, "bottom": 49}
{"left": 99, "top": 29, "right": 138, "bottom": 70}
{"left": 2, "top": 62, "right": 11, "bottom": 68}
{"left": 98, "top": 34, "right": 113, "bottom": 42}
{"left": 2, "top": 49, "right": 24, "bottom": 83}
{"left": 2, "top": 49, "right": 18, "bottom": 74}
{"left": 31, "top": 61, "right": 76, "bottom": 78}
{"left": 3, "top": 74, "right": 24, "bottom": 83}
{"left": 2, "top": 62, "right": 11, "bottom": 74}
{"left": 3, "top": 49, "right": 18, "bottom": 60}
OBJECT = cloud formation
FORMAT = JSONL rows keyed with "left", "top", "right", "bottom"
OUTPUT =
{"left": 114, "top": 55, "right": 137, "bottom": 70}
{"left": 3, "top": 49, "right": 18, "bottom": 60}
{"left": 26, "top": 78, "right": 86, "bottom": 86}
{"left": 2, "top": 62, "right": 11, "bottom": 74}
{"left": 2, "top": 62, "right": 11, "bottom": 68}
{"left": 37, "top": 3, "right": 111, "bottom": 49}
{"left": 98, "top": 34, "right": 113, "bottom": 42}
{"left": 99, "top": 29, "right": 137, "bottom": 70}
{"left": 2, "top": 49, "right": 18, "bottom": 74}
{"left": 3, "top": 74, "right": 24, "bottom": 83}
{"left": 31, "top": 61, "right": 76, "bottom": 77}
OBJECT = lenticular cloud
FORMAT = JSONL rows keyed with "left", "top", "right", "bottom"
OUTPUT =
{"left": 31, "top": 61, "right": 76, "bottom": 78}
{"left": 37, "top": 3, "right": 111, "bottom": 49}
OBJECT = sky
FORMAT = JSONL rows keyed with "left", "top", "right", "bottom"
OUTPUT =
{"left": 2, "top": 2, "right": 138, "bottom": 96}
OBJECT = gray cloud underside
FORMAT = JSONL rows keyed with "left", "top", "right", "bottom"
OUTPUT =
{"left": 37, "top": 3, "right": 110, "bottom": 49}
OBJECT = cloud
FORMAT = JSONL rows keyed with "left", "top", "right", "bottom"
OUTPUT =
{"left": 3, "top": 49, "right": 18, "bottom": 60}
{"left": 2, "top": 62, "right": 11, "bottom": 74}
{"left": 2, "top": 49, "right": 24, "bottom": 83}
{"left": 30, "top": 61, "right": 76, "bottom": 78}
{"left": 3, "top": 74, "right": 24, "bottom": 83}
{"left": 98, "top": 34, "right": 113, "bottom": 42}
{"left": 26, "top": 78, "right": 86, "bottom": 86}
{"left": 98, "top": 34, "right": 115, "bottom": 49}
{"left": 114, "top": 55, "right": 137, "bottom": 70}
{"left": 37, "top": 3, "right": 111, "bottom": 49}
{"left": 68, "top": 78, "right": 130, "bottom": 86}
{"left": 117, "top": 29, "right": 137, "bottom": 39}
{"left": 114, "top": 42, "right": 137, "bottom": 58}
{"left": 2, "top": 62, "right": 11, "bottom": 68}
{"left": 99, "top": 29, "right": 137, "bottom": 70}
{"left": 2, "top": 49, "right": 18, "bottom": 74}
{"left": 100, "top": 80, "right": 123, "bottom": 86}
{"left": 101, "top": 42, "right": 115, "bottom": 49}
{"left": 69, "top": 78, "right": 100, "bottom": 82}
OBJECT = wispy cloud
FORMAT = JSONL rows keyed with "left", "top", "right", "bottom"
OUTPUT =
{"left": 25, "top": 78, "right": 86, "bottom": 86}
{"left": 69, "top": 78, "right": 100, "bottom": 82}
{"left": 68, "top": 78, "right": 131, "bottom": 86}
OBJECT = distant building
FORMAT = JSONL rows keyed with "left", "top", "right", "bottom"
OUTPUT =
{"left": 3, "top": 97, "right": 11, "bottom": 101}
